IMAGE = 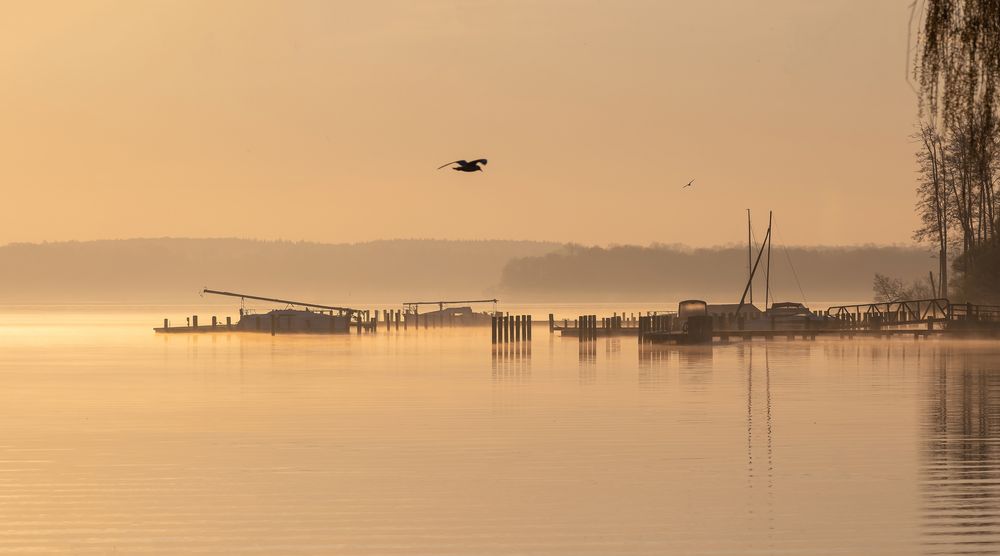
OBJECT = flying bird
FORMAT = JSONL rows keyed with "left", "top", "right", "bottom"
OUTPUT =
{"left": 682, "top": 179, "right": 695, "bottom": 188}
{"left": 438, "top": 159, "right": 488, "bottom": 172}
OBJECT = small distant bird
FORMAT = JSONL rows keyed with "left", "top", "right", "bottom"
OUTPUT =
{"left": 438, "top": 159, "right": 488, "bottom": 172}
{"left": 682, "top": 179, "right": 695, "bottom": 188}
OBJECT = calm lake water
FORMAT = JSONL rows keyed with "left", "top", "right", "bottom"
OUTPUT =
{"left": 2, "top": 306, "right": 1000, "bottom": 554}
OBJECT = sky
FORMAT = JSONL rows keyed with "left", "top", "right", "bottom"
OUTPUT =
{"left": 0, "top": 0, "right": 922, "bottom": 247}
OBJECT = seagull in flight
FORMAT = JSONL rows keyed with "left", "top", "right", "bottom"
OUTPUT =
{"left": 438, "top": 159, "right": 488, "bottom": 172}
{"left": 682, "top": 179, "right": 695, "bottom": 188}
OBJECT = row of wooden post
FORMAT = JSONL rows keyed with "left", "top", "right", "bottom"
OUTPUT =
{"left": 380, "top": 309, "right": 404, "bottom": 330}
{"left": 638, "top": 315, "right": 673, "bottom": 344}
{"left": 492, "top": 314, "right": 532, "bottom": 344}
{"left": 353, "top": 309, "right": 406, "bottom": 332}
{"left": 578, "top": 315, "right": 597, "bottom": 341}
{"left": 603, "top": 316, "right": 623, "bottom": 331}
{"left": 163, "top": 315, "right": 232, "bottom": 329}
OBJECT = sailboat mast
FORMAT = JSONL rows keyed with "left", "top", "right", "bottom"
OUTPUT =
{"left": 735, "top": 225, "right": 771, "bottom": 316}
{"left": 764, "top": 211, "right": 772, "bottom": 311}
{"left": 747, "top": 209, "right": 753, "bottom": 307}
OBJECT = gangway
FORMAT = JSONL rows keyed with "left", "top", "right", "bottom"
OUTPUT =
{"left": 826, "top": 298, "right": 1000, "bottom": 328}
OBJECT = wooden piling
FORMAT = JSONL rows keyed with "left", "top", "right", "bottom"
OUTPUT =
{"left": 163, "top": 318, "right": 169, "bottom": 329}
{"left": 192, "top": 315, "right": 198, "bottom": 328}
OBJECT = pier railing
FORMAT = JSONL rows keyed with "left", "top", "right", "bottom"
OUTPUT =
{"left": 948, "top": 302, "right": 1000, "bottom": 323}
{"left": 826, "top": 299, "right": 1000, "bottom": 328}
{"left": 827, "top": 298, "right": 951, "bottom": 326}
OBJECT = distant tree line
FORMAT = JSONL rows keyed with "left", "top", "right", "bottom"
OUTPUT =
{"left": 500, "top": 244, "right": 934, "bottom": 302}
{"left": 912, "top": 0, "right": 1000, "bottom": 302}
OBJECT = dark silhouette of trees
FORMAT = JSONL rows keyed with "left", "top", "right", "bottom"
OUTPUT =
{"left": 873, "top": 272, "right": 933, "bottom": 303}
{"left": 914, "top": 0, "right": 1000, "bottom": 299}
{"left": 914, "top": 125, "right": 949, "bottom": 296}
{"left": 500, "top": 244, "right": 936, "bottom": 302}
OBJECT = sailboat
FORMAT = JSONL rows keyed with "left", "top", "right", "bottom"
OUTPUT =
{"left": 735, "top": 211, "right": 831, "bottom": 330}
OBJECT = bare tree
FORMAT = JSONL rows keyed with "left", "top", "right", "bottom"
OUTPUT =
{"left": 873, "top": 272, "right": 934, "bottom": 302}
{"left": 915, "top": 0, "right": 1000, "bottom": 299}
{"left": 914, "top": 124, "right": 949, "bottom": 296}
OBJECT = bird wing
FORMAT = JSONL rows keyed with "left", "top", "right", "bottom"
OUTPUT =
{"left": 470, "top": 159, "right": 488, "bottom": 166}
{"left": 437, "top": 160, "right": 466, "bottom": 170}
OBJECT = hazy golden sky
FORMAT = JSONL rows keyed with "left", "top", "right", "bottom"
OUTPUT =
{"left": 2, "top": 1, "right": 919, "bottom": 247}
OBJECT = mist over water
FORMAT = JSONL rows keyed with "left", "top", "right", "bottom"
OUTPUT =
{"left": 1, "top": 307, "right": 998, "bottom": 554}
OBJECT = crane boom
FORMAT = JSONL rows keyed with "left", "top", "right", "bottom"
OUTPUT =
{"left": 202, "top": 289, "right": 360, "bottom": 315}
{"left": 402, "top": 299, "right": 498, "bottom": 306}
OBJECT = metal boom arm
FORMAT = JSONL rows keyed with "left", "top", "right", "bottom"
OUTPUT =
{"left": 402, "top": 299, "right": 498, "bottom": 306}
{"left": 202, "top": 289, "right": 360, "bottom": 315}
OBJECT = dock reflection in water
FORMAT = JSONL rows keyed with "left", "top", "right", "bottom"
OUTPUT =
{"left": 2, "top": 308, "right": 1000, "bottom": 554}
{"left": 492, "top": 341, "right": 531, "bottom": 381}
{"left": 922, "top": 349, "right": 1000, "bottom": 554}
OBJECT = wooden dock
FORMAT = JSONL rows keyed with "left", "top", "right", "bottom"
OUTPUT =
{"left": 560, "top": 300, "right": 1000, "bottom": 345}
{"left": 153, "top": 296, "right": 1000, "bottom": 344}
{"left": 640, "top": 327, "right": 961, "bottom": 344}
{"left": 155, "top": 324, "right": 237, "bottom": 334}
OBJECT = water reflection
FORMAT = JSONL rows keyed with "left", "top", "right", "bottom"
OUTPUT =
{"left": 922, "top": 349, "right": 1000, "bottom": 554}
{"left": 638, "top": 344, "right": 672, "bottom": 389}
{"left": 13, "top": 309, "right": 1000, "bottom": 554}
{"left": 636, "top": 344, "right": 716, "bottom": 388}
{"left": 679, "top": 346, "right": 714, "bottom": 385}
{"left": 605, "top": 337, "right": 621, "bottom": 357}
{"left": 744, "top": 345, "right": 775, "bottom": 538}
{"left": 579, "top": 340, "right": 597, "bottom": 384}
{"left": 491, "top": 342, "right": 531, "bottom": 381}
